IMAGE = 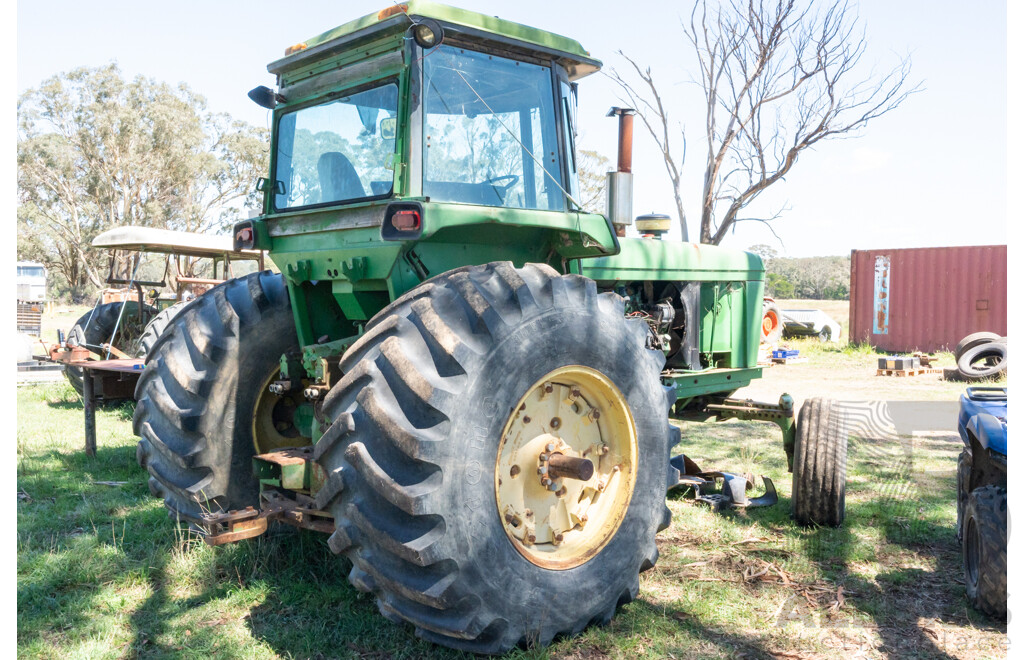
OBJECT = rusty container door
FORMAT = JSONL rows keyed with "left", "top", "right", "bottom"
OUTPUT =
{"left": 849, "top": 245, "right": 1006, "bottom": 353}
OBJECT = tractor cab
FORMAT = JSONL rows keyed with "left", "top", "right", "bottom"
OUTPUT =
{"left": 242, "top": 2, "right": 617, "bottom": 264}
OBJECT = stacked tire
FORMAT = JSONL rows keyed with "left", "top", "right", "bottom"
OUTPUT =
{"left": 946, "top": 332, "right": 1007, "bottom": 382}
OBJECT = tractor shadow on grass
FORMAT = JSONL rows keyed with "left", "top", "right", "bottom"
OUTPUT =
{"left": 45, "top": 397, "right": 136, "bottom": 423}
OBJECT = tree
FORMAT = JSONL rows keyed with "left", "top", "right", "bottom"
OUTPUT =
{"left": 577, "top": 149, "right": 612, "bottom": 213}
{"left": 17, "top": 64, "right": 268, "bottom": 298}
{"left": 611, "top": 0, "right": 918, "bottom": 245}
{"left": 747, "top": 243, "right": 778, "bottom": 261}
{"left": 765, "top": 272, "right": 795, "bottom": 298}
{"left": 766, "top": 255, "right": 849, "bottom": 299}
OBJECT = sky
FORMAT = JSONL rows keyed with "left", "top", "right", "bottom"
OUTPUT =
{"left": 15, "top": 0, "right": 1008, "bottom": 257}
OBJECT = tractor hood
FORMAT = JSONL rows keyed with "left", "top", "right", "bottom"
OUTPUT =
{"left": 580, "top": 238, "right": 765, "bottom": 283}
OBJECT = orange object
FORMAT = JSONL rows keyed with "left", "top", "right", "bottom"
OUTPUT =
{"left": 377, "top": 4, "right": 408, "bottom": 20}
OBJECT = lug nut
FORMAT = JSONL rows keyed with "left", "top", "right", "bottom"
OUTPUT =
{"left": 546, "top": 442, "right": 555, "bottom": 452}
{"left": 544, "top": 383, "right": 554, "bottom": 394}
{"left": 523, "top": 416, "right": 531, "bottom": 424}
{"left": 550, "top": 417, "right": 561, "bottom": 429}
{"left": 537, "top": 465, "right": 548, "bottom": 475}
{"left": 548, "top": 482, "right": 559, "bottom": 491}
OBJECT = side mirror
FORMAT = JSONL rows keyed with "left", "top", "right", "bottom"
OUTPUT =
{"left": 248, "top": 85, "right": 285, "bottom": 109}
{"left": 255, "top": 177, "right": 286, "bottom": 195}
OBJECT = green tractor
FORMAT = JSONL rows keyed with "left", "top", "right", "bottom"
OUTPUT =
{"left": 135, "top": 2, "right": 846, "bottom": 653}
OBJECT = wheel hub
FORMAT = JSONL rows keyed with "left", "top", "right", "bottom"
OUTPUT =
{"left": 253, "top": 368, "right": 311, "bottom": 453}
{"left": 495, "top": 365, "right": 637, "bottom": 569}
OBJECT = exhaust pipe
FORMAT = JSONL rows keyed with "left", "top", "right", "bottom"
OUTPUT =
{"left": 606, "top": 107, "right": 635, "bottom": 237}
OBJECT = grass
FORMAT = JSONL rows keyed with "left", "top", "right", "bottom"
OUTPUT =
{"left": 18, "top": 377, "right": 1006, "bottom": 659}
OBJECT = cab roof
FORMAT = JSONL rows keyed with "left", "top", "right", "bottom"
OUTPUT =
{"left": 268, "top": 1, "right": 601, "bottom": 81}
{"left": 92, "top": 227, "right": 262, "bottom": 260}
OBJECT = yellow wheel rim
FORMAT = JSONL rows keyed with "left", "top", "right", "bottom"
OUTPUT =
{"left": 495, "top": 365, "right": 637, "bottom": 570}
{"left": 252, "top": 367, "right": 310, "bottom": 454}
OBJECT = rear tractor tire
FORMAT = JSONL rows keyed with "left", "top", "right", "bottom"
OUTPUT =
{"left": 314, "top": 262, "right": 678, "bottom": 653}
{"left": 64, "top": 300, "right": 155, "bottom": 395}
{"left": 792, "top": 398, "right": 847, "bottom": 527}
{"left": 134, "top": 302, "right": 188, "bottom": 359}
{"left": 133, "top": 272, "right": 310, "bottom": 520}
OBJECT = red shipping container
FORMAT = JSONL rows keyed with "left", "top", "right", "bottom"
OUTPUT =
{"left": 849, "top": 246, "right": 1007, "bottom": 353}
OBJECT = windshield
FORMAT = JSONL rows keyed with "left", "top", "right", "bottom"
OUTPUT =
{"left": 423, "top": 46, "right": 565, "bottom": 212}
{"left": 274, "top": 83, "right": 399, "bottom": 210}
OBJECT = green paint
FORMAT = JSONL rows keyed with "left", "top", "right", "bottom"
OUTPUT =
{"left": 278, "top": 1, "right": 600, "bottom": 77}
{"left": 292, "top": 404, "right": 316, "bottom": 441}
{"left": 243, "top": 3, "right": 767, "bottom": 409}
{"left": 666, "top": 367, "right": 762, "bottom": 400}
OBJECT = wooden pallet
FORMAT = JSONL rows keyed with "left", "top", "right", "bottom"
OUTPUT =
{"left": 876, "top": 367, "right": 944, "bottom": 377}
{"left": 772, "top": 356, "right": 808, "bottom": 365}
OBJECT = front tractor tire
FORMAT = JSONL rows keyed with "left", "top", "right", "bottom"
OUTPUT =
{"left": 314, "top": 262, "right": 678, "bottom": 653}
{"left": 133, "top": 272, "right": 308, "bottom": 520}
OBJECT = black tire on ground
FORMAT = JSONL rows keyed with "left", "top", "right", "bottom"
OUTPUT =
{"left": 956, "top": 450, "right": 971, "bottom": 543}
{"left": 955, "top": 332, "right": 1002, "bottom": 363}
{"left": 134, "top": 302, "right": 188, "bottom": 359}
{"left": 314, "top": 262, "right": 678, "bottom": 654}
{"left": 943, "top": 367, "right": 967, "bottom": 382}
{"left": 762, "top": 300, "right": 784, "bottom": 344}
{"left": 792, "top": 398, "right": 847, "bottom": 527}
{"left": 957, "top": 342, "right": 1007, "bottom": 379}
{"left": 64, "top": 300, "right": 156, "bottom": 395}
{"left": 133, "top": 272, "right": 304, "bottom": 519}
{"left": 963, "top": 485, "right": 1007, "bottom": 618}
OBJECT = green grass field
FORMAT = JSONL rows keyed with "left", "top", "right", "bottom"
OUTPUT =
{"left": 18, "top": 369, "right": 1006, "bottom": 659}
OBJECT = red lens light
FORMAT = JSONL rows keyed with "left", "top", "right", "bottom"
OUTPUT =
{"left": 393, "top": 209, "right": 421, "bottom": 231}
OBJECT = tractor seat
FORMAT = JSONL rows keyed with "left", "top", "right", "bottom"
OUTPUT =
{"left": 317, "top": 152, "right": 365, "bottom": 203}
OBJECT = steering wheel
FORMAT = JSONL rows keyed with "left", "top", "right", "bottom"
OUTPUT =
{"left": 484, "top": 174, "right": 520, "bottom": 204}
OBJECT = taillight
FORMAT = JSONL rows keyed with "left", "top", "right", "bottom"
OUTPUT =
{"left": 392, "top": 209, "right": 421, "bottom": 231}
{"left": 382, "top": 203, "right": 425, "bottom": 240}
{"left": 233, "top": 221, "right": 256, "bottom": 250}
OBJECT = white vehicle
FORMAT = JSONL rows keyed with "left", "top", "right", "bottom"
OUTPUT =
{"left": 782, "top": 309, "right": 843, "bottom": 342}
{"left": 16, "top": 261, "right": 47, "bottom": 303}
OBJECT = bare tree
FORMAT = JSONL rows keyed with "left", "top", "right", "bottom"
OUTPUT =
{"left": 611, "top": 0, "right": 919, "bottom": 245}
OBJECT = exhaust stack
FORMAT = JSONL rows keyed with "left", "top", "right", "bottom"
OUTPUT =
{"left": 606, "top": 107, "right": 635, "bottom": 237}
